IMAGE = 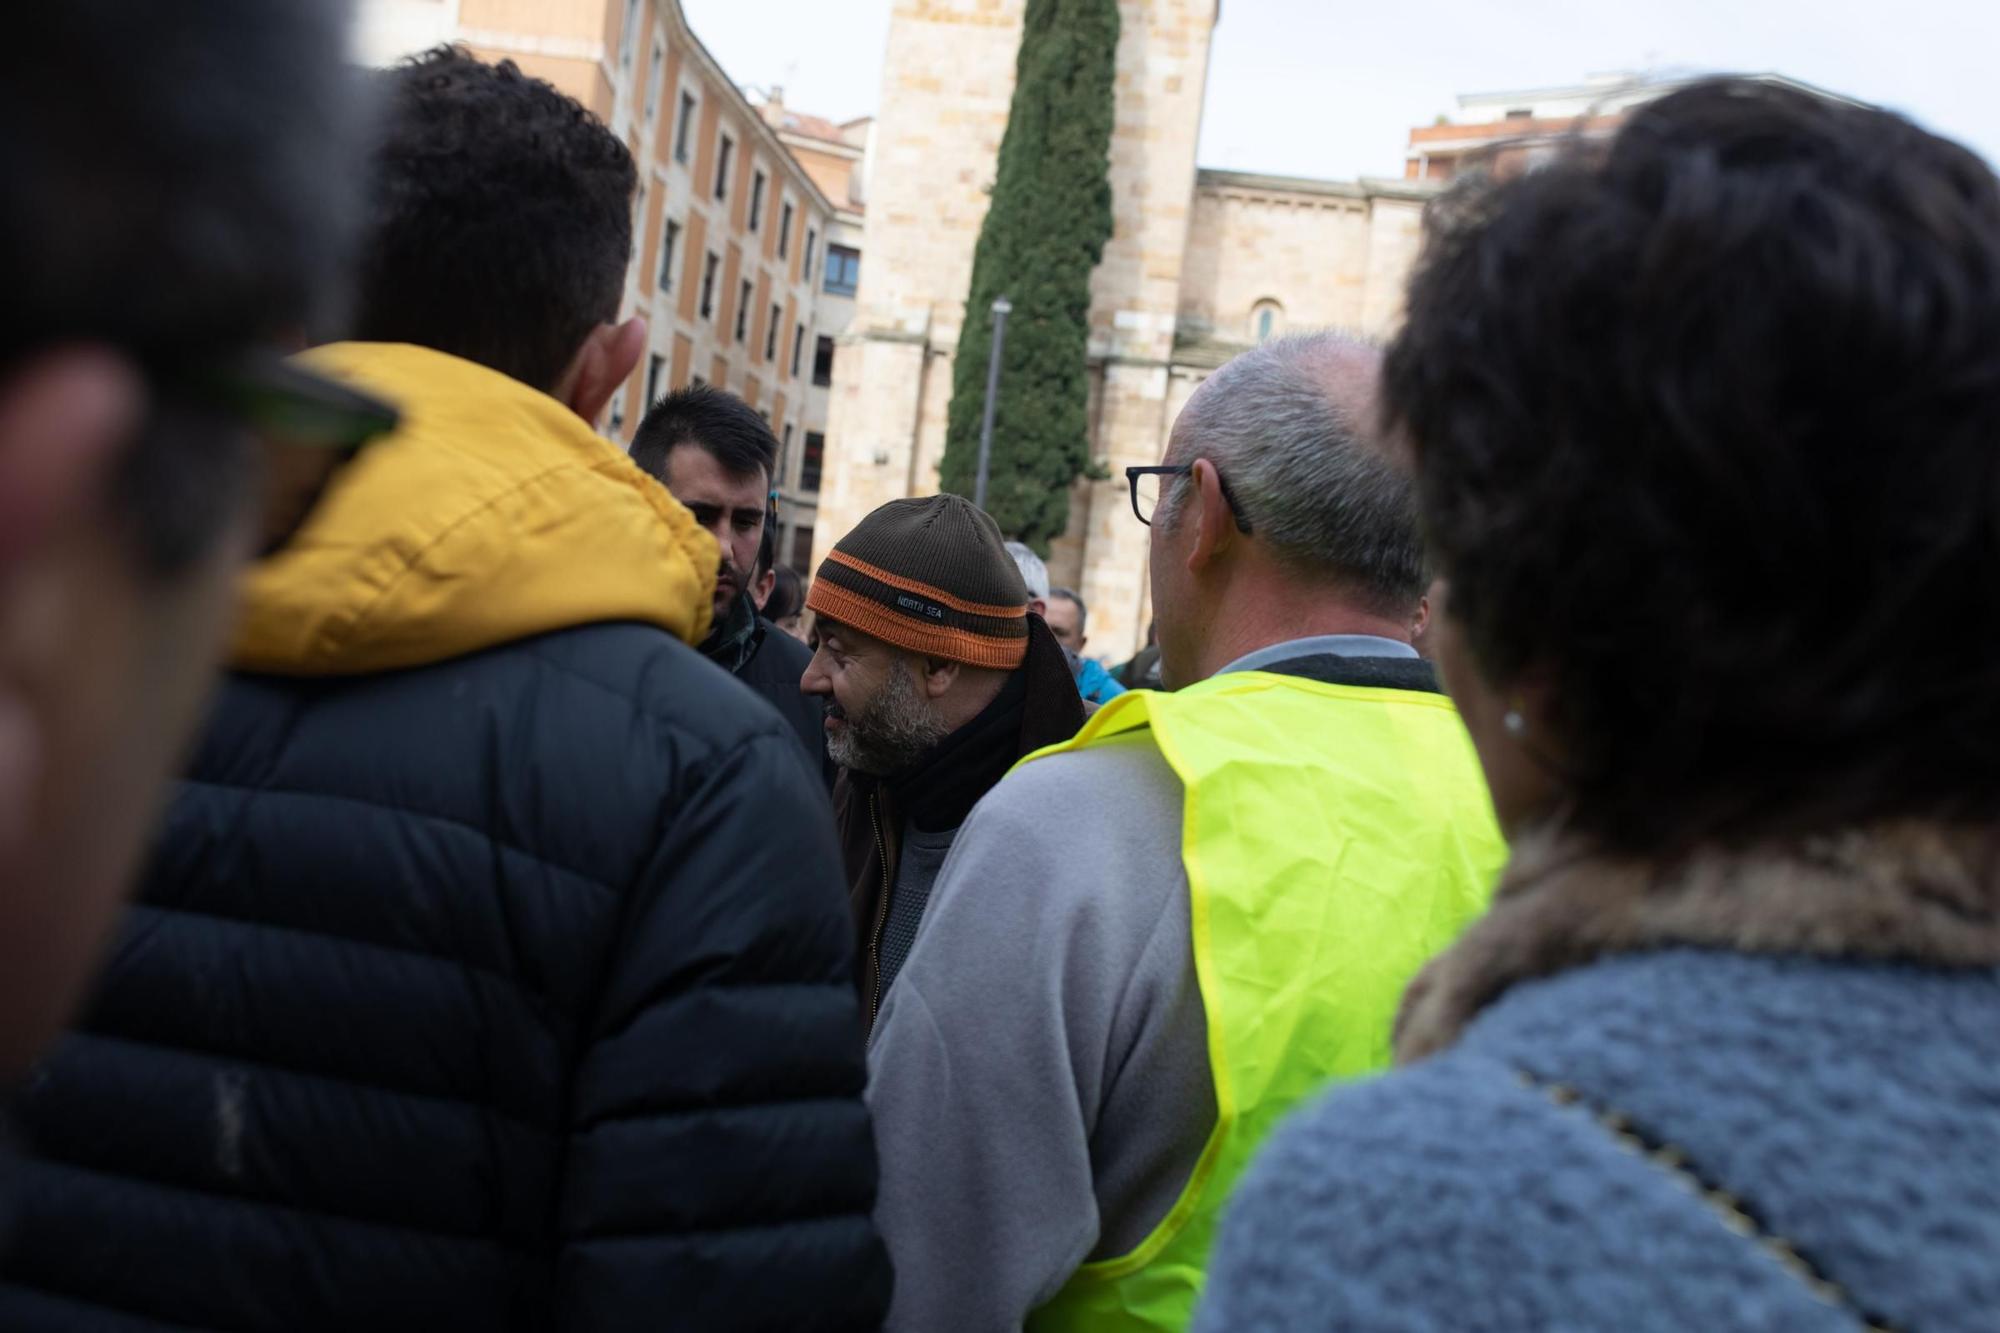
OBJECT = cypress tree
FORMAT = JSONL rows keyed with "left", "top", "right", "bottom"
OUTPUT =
{"left": 937, "top": 0, "right": 1119, "bottom": 549}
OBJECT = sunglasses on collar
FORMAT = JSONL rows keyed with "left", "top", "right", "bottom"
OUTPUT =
{"left": 166, "top": 346, "right": 401, "bottom": 554}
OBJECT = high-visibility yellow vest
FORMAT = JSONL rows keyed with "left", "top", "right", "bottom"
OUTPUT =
{"left": 1024, "top": 670, "right": 1506, "bottom": 1333}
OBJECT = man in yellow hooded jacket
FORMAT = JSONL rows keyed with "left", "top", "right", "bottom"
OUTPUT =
{"left": 0, "top": 49, "right": 889, "bottom": 1332}
{"left": 867, "top": 332, "right": 1506, "bottom": 1332}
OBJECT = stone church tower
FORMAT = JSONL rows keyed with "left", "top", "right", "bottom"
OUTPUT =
{"left": 815, "top": 0, "right": 1429, "bottom": 658}
{"left": 815, "top": 0, "right": 1217, "bottom": 660}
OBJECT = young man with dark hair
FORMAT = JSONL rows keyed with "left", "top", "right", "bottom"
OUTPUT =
{"left": 633, "top": 384, "right": 829, "bottom": 780}
{"left": 0, "top": 47, "right": 887, "bottom": 1332}
{"left": 0, "top": 1, "right": 385, "bottom": 1098}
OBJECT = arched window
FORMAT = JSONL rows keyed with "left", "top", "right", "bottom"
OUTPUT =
{"left": 1251, "top": 299, "right": 1283, "bottom": 343}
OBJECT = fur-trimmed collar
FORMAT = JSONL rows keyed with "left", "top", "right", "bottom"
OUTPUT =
{"left": 1395, "top": 821, "right": 2000, "bottom": 1064}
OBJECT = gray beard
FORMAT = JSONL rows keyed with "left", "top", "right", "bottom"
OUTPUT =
{"left": 828, "top": 660, "right": 950, "bottom": 776}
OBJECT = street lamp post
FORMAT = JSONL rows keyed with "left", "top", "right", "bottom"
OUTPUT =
{"left": 973, "top": 295, "right": 1012, "bottom": 511}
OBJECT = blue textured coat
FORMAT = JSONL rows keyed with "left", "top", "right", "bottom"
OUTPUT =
{"left": 1197, "top": 949, "right": 2000, "bottom": 1331}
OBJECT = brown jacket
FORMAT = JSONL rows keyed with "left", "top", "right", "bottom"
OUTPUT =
{"left": 834, "top": 615, "right": 1086, "bottom": 1016}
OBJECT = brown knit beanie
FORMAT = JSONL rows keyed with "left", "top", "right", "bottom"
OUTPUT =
{"left": 808, "top": 495, "right": 1031, "bottom": 668}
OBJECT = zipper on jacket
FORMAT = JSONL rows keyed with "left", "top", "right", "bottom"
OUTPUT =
{"left": 866, "top": 790, "right": 893, "bottom": 1027}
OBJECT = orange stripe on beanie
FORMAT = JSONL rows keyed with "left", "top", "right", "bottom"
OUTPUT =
{"left": 807, "top": 495, "right": 1031, "bottom": 669}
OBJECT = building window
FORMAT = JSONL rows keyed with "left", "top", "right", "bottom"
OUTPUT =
{"left": 749, "top": 170, "right": 766, "bottom": 231}
{"left": 617, "top": 0, "right": 640, "bottom": 69}
{"left": 715, "top": 134, "right": 733, "bottom": 200}
{"left": 700, "top": 252, "right": 719, "bottom": 319}
{"left": 645, "top": 353, "right": 665, "bottom": 407}
{"left": 633, "top": 180, "right": 646, "bottom": 243}
{"left": 675, "top": 92, "right": 697, "bottom": 163}
{"left": 658, "top": 219, "right": 680, "bottom": 292}
{"left": 735, "top": 280, "right": 753, "bottom": 342}
{"left": 609, "top": 389, "right": 627, "bottom": 436}
{"left": 813, "top": 334, "right": 835, "bottom": 387}
{"left": 1251, "top": 298, "right": 1283, "bottom": 343}
{"left": 779, "top": 202, "right": 795, "bottom": 258}
{"left": 1504, "top": 107, "right": 1533, "bottom": 120}
{"left": 824, "top": 243, "right": 860, "bottom": 297}
{"left": 765, "top": 304, "right": 781, "bottom": 360}
{"left": 644, "top": 41, "right": 664, "bottom": 120}
{"left": 790, "top": 323, "right": 806, "bottom": 377}
{"left": 691, "top": 374, "right": 706, "bottom": 388}
{"left": 781, "top": 422, "right": 794, "bottom": 475}
{"left": 804, "top": 228, "right": 817, "bottom": 280}
{"left": 788, "top": 524, "right": 815, "bottom": 571}
{"left": 801, "top": 431, "right": 824, "bottom": 492}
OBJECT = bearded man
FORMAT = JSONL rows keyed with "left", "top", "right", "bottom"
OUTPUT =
{"left": 802, "top": 495, "right": 1085, "bottom": 1022}
{"left": 634, "top": 384, "right": 829, "bottom": 781}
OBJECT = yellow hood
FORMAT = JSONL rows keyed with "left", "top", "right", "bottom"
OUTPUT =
{"left": 232, "top": 342, "right": 716, "bottom": 675}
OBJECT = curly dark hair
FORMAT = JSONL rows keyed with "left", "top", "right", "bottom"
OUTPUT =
{"left": 1385, "top": 78, "right": 2000, "bottom": 855}
{"left": 354, "top": 48, "right": 636, "bottom": 392}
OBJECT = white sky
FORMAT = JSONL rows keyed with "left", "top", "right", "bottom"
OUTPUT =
{"left": 681, "top": 0, "right": 1998, "bottom": 178}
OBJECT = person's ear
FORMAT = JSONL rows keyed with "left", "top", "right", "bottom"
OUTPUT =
{"left": 560, "top": 316, "right": 647, "bottom": 427}
{"left": 0, "top": 348, "right": 144, "bottom": 869}
{"left": 753, "top": 566, "right": 776, "bottom": 611}
{"left": 1027, "top": 597, "right": 1047, "bottom": 619}
{"left": 920, "top": 656, "right": 962, "bottom": 700}
{"left": 1184, "top": 457, "right": 1237, "bottom": 574}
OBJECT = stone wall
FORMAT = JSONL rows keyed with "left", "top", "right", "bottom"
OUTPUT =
{"left": 1070, "top": 0, "right": 1217, "bottom": 660}
{"left": 1179, "top": 172, "right": 1434, "bottom": 344}
{"left": 816, "top": 0, "right": 1219, "bottom": 662}
{"left": 811, "top": 0, "right": 1027, "bottom": 575}
{"left": 1359, "top": 194, "right": 1427, "bottom": 334}
{"left": 812, "top": 0, "right": 1442, "bottom": 662}
{"left": 1181, "top": 176, "right": 1377, "bottom": 339}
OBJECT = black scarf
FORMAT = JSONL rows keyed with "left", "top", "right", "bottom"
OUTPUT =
{"left": 699, "top": 587, "right": 761, "bottom": 674}
{"left": 882, "top": 613, "right": 1084, "bottom": 832}
{"left": 888, "top": 670, "right": 1029, "bottom": 833}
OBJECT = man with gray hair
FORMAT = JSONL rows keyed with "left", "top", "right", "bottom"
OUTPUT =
{"left": 1003, "top": 542, "right": 1126, "bottom": 705}
{"left": 866, "top": 331, "right": 1507, "bottom": 1330}
{"left": 1004, "top": 538, "right": 1051, "bottom": 615}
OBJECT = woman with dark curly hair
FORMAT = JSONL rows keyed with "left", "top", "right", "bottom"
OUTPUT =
{"left": 1196, "top": 78, "right": 2000, "bottom": 1332}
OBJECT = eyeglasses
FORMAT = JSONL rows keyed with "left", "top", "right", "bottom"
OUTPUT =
{"left": 1126, "top": 463, "right": 1253, "bottom": 534}
{"left": 166, "top": 347, "right": 401, "bottom": 554}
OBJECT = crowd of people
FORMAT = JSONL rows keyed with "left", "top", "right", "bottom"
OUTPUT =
{"left": 2, "top": 2, "right": 1997, "bottom": 1330}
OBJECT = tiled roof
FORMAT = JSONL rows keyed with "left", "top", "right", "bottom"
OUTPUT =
{"left": 780, "top": 111, "right": 848, "bottom": 144}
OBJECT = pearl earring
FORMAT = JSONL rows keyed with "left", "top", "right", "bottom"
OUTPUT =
{"left": 1503, "top": 706, "right": 1527, "bottom": 737}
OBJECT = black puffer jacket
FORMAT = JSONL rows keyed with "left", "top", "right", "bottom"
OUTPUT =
{"left": 0, "top": 343, "right": 890, "bottom": 1332}
{"left": 0, "top": 626, "right": 888, "bottom": 1332}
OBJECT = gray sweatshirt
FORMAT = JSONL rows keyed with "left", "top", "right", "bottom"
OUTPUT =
{"left": 865, "top": 729, "right": 1214, "bottom": 1332}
